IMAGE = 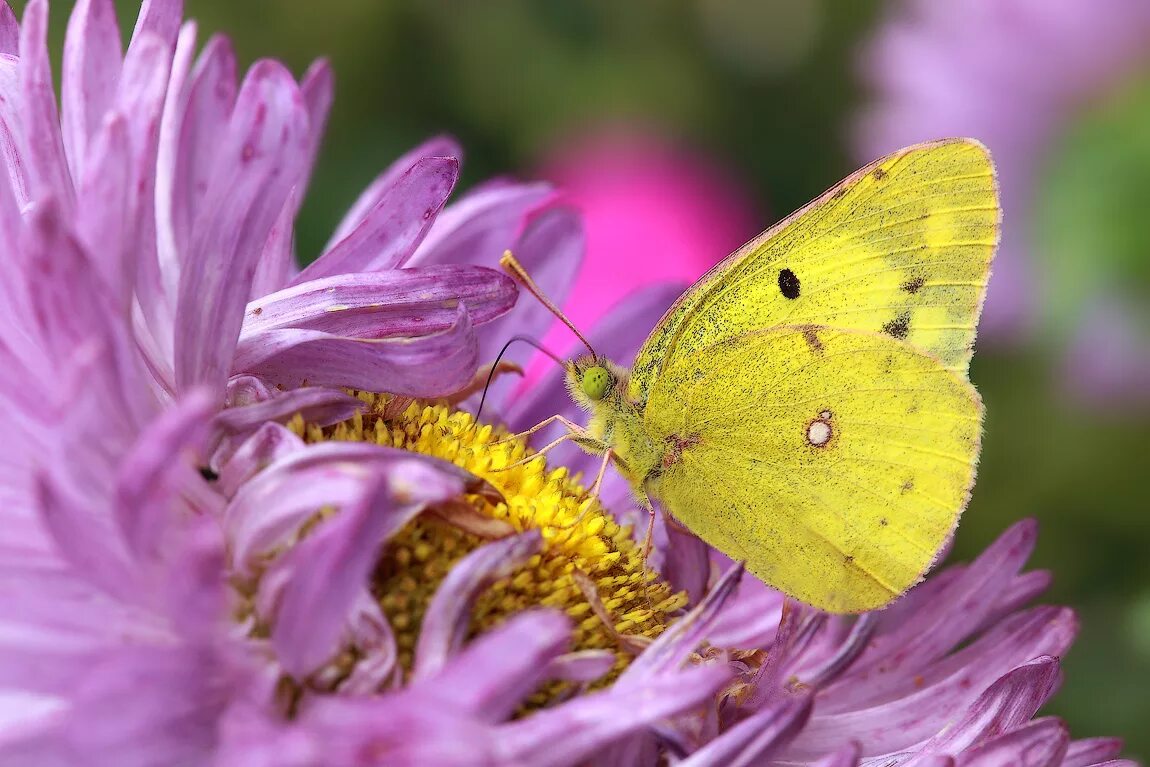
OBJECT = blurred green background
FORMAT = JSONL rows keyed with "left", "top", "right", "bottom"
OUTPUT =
{"left": 31, "top": 0, "right": 1150, "bottom": 756}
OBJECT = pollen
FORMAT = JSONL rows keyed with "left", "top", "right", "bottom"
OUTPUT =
{"left": 291, "top": 393, "right": 687, "bottom": 694}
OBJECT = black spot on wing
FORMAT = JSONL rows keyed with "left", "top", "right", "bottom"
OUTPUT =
{"left": 882, "top": 312, "right": 911, "bottom": 340}
{"left": 901, "top": 276, "right": 925, "bottom": 294}
{"left": 779, "top": 268, "right": 801, "bottom": 299}
{"left": 872, "top": 167, "right": 887, "bottom": 181}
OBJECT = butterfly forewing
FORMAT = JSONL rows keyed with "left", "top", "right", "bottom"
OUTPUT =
{"left": 629, "top": 139, "right": 998, "bottom": 405}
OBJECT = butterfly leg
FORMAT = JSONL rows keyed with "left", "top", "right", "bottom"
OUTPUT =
{"left": 490, "top": 414, "right": 586, "bottom": 446}
{"left": 490, "top": 420, "right": 603, "bottom": 472}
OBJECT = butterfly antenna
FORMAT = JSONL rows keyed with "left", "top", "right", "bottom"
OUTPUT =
{"left": 475, "top": 334, "right": 566, "bottom": 426}
{"left": 501, "top": 251, "right": 597, "bottom": 358}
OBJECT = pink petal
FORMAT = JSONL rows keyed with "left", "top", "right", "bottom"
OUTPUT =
{"left": 19, "top": 0, "right": 75, "bottom": 211}
{"left": 0, "top": 57, "right": 30, "bottom": 207}
{"left": 337, "top": 595, "right": 400, "bottom": 694}
{"left": 918, "top": 657, "right": 1063, "bottom": 755}
{"left": 249, "top": 185, "right": 297, "bottom": 299}
{"left": 212, "top": 385, "right": 362, "bottom": 441}
{"left": 271, "top": 462, "right": 467, "bottom": 677}
{"left": 114, "top": 390, "right": 214, "bottom": 562}
{"left": 500, "top": 665, "right": 732, "bottom": 767}
{"left": 679, "top": 691, "right": 812, "bottom": 767}
{"left": 236, "top": 305, "right": 480, "bottom": 396}
{"left": 1063, "top": 738, "right": 1125, "bottom": 767}
{"left": 158, "top": 31, "right": 236, "bottom": 280}
{"left": 242, "top": 264, "right": 516, "bottom": 341}
{"left": 407, "top": 179, "right": 554, "bottom": 268}
{"left": 0, "top": 3, "right": 17, "bottom": 54}
{"left": 325, "top": 134, "right": 462, "bottom": 249}
{"left": 214, "top": 421, "right": 306, "bottom": 498}
{"left": 174, "top": 60, "right": 309, "bottom": 399}
{"left": 75, "top": 115, "right": 132, "bottom": 307}
{"left": 294, "top": 155, "right": 459, "bottom": 283}
{"left": 299, "top": 57, "right": 332, "bottom": 196}
{"left": 827, "top": 520, "right": 1041, "bottom": 705}
{"left": 224, "top": 443, "right": 479, "bottom": 579}
{"left": 425, "top": 610, "right": 571, "bottom": 722}
{"left": 61, "top": 0, "right": 123, "bottom": 181}
{"left": 412, "top": 532, "right": 543, "bottom": 681}
{"left": 130, "top": 0, "right": 182, "bottom": 50}
{"left": 956, "top": 717, "right": 1068, "bottom": 767}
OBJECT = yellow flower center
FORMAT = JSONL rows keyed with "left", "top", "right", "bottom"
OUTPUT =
{"left": 291, "top": 392, "right": 686, "bottom": 691}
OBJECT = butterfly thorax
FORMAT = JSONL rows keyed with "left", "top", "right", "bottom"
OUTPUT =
{"left": 565, "top": 356, "right": 661, "bottom": 494}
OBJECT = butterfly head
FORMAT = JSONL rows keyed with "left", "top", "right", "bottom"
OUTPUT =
{"left": 566, "top": 355, "right": 625, "bottom": 408}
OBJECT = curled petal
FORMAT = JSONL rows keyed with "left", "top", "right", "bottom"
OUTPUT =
{"left": 270, "top": 463, "right": 464, "bottom": 678}
{"left": 296, "top": 155, "right": 459, "bottom": 282}
{"left": 680, "top": 691, "right": 812, "bottom": 767}
{"left": 242, "top": 264, "right": 517, "bottom": 341}
{"left": 298, "top": 57, "right": 333, "bottom": 200}
{"left": 225, "top": 443, "right": 478, "bottom": 579}
{"left": 215, "top": 421, "right": 306, "bottom": 498}
{"left": 413, "top": 532, "right": 543, "bottom": 681}
{"left": 326, "top": 134, "right": 462, "bottom": 250}
{"left": 425, "top": 609, "right": 572, "bottom": 722}
{"left": 619, "top": 562, "right": 743, "bottom": 684}
{"left": 239, "top": 305, "right": 483, "bottom": 397}
{"left": 500, "top": 664, "right": 732, "bottom": 767}
{"left": 212, "top": 385, "right": 362, "bottom": 439}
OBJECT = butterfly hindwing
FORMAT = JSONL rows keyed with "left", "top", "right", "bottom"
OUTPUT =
{"left": 643, "top": 325, "right": 983, "bottom": 613}
{"left": 629, "top": 139, "right": 998, "bottom": 405}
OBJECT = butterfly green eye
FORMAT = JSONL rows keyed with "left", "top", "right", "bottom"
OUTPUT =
{"left": 582, "top": 366, "right": 612, "bottom": 400}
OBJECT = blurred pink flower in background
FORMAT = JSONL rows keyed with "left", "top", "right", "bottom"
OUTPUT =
{"left": 857, "top": 0, "right": 1150, "bottom": 406}
{"left": 535, "top": 130, "right": 760, "bottom": 357}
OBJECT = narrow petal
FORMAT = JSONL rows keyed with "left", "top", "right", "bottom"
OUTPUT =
{"left": 174, "top": 60, "right": 309, "bottom": 398}
{"left": 295, "top": 155, "right": 459, "bottom": 282}
{"left": 0, "top": 57, "right": 29, "bottom": 207}
{"left": 500, "top": 665, "right": 732, "bottom": 767}
{"left": 19, "top": 0, "right": 75, "bottom": 211}
{"left": 238, "top": 306, "right": 481, "bottom": 396}
{"left": 337, "top": 595, "right": 400, "bottom": 694}
{"left": 215, "top": 421, "right": 305, "bottom": 498}
{"left": 408, "top": 180, "right": 554, "bottom": 268}
{"left": 242, "top": 265, "right": 517, "bottom": 341}
{"left": 830, "top": 520, "right": 1041, "bottom": 701}
{"left": 224, "top": 444, "right": 481, "bottom": 579}
{"left": 412, "top": 532, "right": 543, "bottom": 681}
{"left": 114, "top": 389, "right": 214, "bottom": 562}
{"left": 680, "top": 691, "right": 812, "bottom": 767}
{"left": 271, "top": 462, "right": 466, "bottom": 677}
{"left": 788, "top": 609, "right": 1075, "bottom": 757}
{"left": 957, "top": 718, "right": 1068, "bottom": 767}
{"left": 619, "top": 563, "right": 743, "bottom": 682}
{"left": 249, "top": 186, "right": 297, "bottom": 299}
{"left": 425, "top": 609, "right": 571, "bottom": 721}
{"left": 74, "top": 115, "right": 132, "bottom": 307}
{"left": 61, "top": 0, "right": 123, "bottom": 180}
{"left": 0, "top": 3, "right": 17, "bottom": 54}
{"left": 130, "top": 0, "right": 182, "bottom": 50}
{"left": 159, "top": 32, "right": 237, "bottom": 277}
{"left": 325, "top": 134, "right": 462, "bottom": 250}
{"left": 920, "top": 657, "right": 1063, "bottom": 755}
{"left": 212, "top": 385, "right": 362, "bottom": 438}
{"left": 1063, "top": 738, "right": 1125, "bottom": 767}
{"left": 299, "top": 57, "right": 333, "bottom": 196}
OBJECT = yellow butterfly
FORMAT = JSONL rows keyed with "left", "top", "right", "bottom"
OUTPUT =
{"left": 504, "top": 138, "right": 998, "bottom": 613}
